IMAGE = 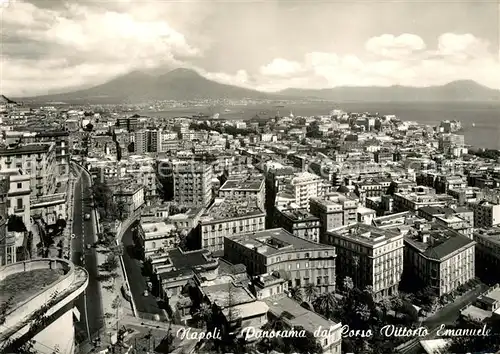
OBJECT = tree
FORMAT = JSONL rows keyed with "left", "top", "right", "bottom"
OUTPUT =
{"left": 313, "top": 292, "right": 338, "bottom": 319}
{"left": 303, "top": 283, "right": 318, "bottom": 302}
{"left": 343, "top": 276, "right": 354, "bottom": 293}
{"left": 194, "top": 302, "right": 212, "bottom": 329}
{"left": 289, "top": 287, "right": 303, "bottom": 303}
{"left": 7, "top": 214, "right": 27, "bottom": 232}
{"left": 85, "top": 123, "right": 94, "bottom": 131}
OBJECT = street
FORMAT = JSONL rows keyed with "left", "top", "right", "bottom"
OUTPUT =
{"left": 71, "top": 163, "right": 104, "bottom": 343}
{"left": 399, "top": 284, "right": 489, "bottom": 354}
{"left": 121, "top": 225, "right": 165, "bottom": 319}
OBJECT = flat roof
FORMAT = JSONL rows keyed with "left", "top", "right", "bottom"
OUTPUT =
{"left": 203, "top": 281, "right": 255, "bottom": 307}
{"left": 264, "top": 296, "right": 339, "bottom": 335}
{"left": 157, "top": 248, "right": 217, "bottom": 279}
{"left": 0, "top": 268, "right": 64, "bottom": 307}
{"left": 220, "top": 177, "right": 264, "bottom": 191}
{"left": 280, "top": 208, "right": 319, "bottom": 222}
{"left": 329, "top": 223, "right": 401, "bottom": 245}
{"left": 230, "top": 228, "right": 334, "bottom": 256}
{"left": 202, "top": 197, "right": 264, "bottom": 222}
{"left": 0, "top": 143, "right": 52, "bottom": 156}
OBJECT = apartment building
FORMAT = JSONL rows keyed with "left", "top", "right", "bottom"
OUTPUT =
{"left": 4, "top": 130, "right": 70, "bottom": 182}
{"left": 393, "top": 189, "right": 455, "bottom": 213}
{"left": 469, "top": 200, "right": 500, "bottom": 228}
{"left": 199, "top": 197, "right": 265, "bottom": 252}
{"left": 170, "top": 160, "right": 213, "bottom": 207}
{"left": 135, "top": 220, "right": 178, "bottom": 260}
{"left": 0, "top": 143, "right": 57, "bottom": 198}
{"left": 0, "top": 177, "right": 10, "bottom": 265}
{"left": 309, "top": 195, "right": 358, "bottom": 241}
{"left": 219, "top": 175, "right": 265, "bottom": 209}
{"left": 473, "top": 227, "right": 500, "bottom": 282}
{"left": 285, "top": 172, "right": 324, "bottom": 210}
{"left": 224, "top": 228, "right": 337, "bottom": 294}
{"left": 325, "top": 223, "right": 404, "bottom": 299}
{"left": 418, "top": 206, "right": 474, "bottom": 238}
{"left": 0, "top": 169, "right": 31, "bottom": 228}
{"left": 404, "top": 223, "right": 475, "bottom": 296}
{"left": 113, "top": 183, "right": 145, "bottom": 216}
{"left": 273, "top": 208, "right": 320, "bottom": 243}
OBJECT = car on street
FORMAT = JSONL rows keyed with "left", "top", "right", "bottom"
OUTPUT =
{"left": 84, "top": 213, "right": 91, "bottom": 220}
{"left": 86, "top": 243, "right": 91, "bottom": 250}
{"left": 143, "top": 290, "right": 149, "bottom": 297}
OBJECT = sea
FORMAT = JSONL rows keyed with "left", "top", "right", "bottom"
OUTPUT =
{"left": 137, "top": 101, "right": 500, "bottom": 150}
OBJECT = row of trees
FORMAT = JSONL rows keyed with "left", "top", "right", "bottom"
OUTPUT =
{"left": 91, "top": 180, "right": 128, "bottom": 221}
{"left": 310, "top": 277, "right": 419, "bottom": 354}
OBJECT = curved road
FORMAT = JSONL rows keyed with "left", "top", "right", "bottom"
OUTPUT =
{"left": 71, "top": 163, "right": 103, "bottom": 343}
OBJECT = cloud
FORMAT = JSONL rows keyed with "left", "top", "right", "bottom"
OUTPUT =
{"left": 246, "top": 33, "right": 500, "bottom": 91}
{"left": 1, "top": 0, "right": 203, "bottom": 96}
{"left": 365, "top": 33, "right": 426, "bottom": 59}
{"left": 259, "top": 58, "right": 304, "bottom": 77}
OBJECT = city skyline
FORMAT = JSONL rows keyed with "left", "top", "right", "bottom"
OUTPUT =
{"left": 1, "top": 0, "right": 499, "bottom": 96}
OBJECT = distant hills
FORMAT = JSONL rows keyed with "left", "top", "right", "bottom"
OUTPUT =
{"left": 12, "top": 69, "right": 500, "bottom": 104}
{"left": 281, "top": 80, "right": 500, "bottom": 102}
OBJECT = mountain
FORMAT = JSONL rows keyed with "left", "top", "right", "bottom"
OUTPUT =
{"left": 279, "top": 80, "right": 500, "bottom": 102}
{"left": 0, "top": 95, "right": 17, "bottom": 104}
{"left": 17, "top": 68, "right": 276, "bottom": 104}
{"left": 13, "top": 69, "right": 500, "bottom": 104}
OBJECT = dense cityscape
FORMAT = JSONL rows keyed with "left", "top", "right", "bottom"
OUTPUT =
{"left": 0, "top": 92, "right": 500, "bottom": 354}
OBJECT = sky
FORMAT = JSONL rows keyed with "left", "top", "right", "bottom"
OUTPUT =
{"left": 0, "top": 0, "right": 499, "bottom": 96}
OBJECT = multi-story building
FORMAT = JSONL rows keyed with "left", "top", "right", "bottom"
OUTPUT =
{"left": 4, "top": 130, "right": 70, "bottom": 182}
{"left": 0, "top": 176, "right": 10, "bottom": 265}
{"left": 116, "top": 116, "right": 139, "bottom": 131}
{"left": 113, "top": 183, "right": 145, "bottom": 216}
{"left": 0, "top": 259, "right": 88, "bottom": 354}
{"left": 1, "top": 169, "right": 31, "bottom": 228}
{"left": 473, "top": 227, "right": 500, "bottom": 282}
{"left": 135, "top": 220, "right": 178, "bottom": 260}
{"left": 418, "top": 206, "right": 474, "bottom": 237}
{"left": 199, "top": 197, "right": 265, "bottom": 252}
{"left": 219, "top": 175, "right": 265, "bottom": 209}
{"left": 170, "top": 160, "right": 213, "bottom": 207}
{"left": 273, "top": 208, "right": 320, "bottom": 243}
{"left": 0, "top": 143, "right": 57, "bottom": 198}
{"left": 309, "top": 195, "right": 358, "bottom": 240}
{"left": 285, "top": 172, "right": 323, "bottom": 210}
{"left": 439, "top": 133, "right": 466, "bottom": 156}
{"left": 325, "top": 223, "right": 403, "bottom": 299}
{"left": 224, "top": 228, "right": 337, "bottom": 294}
{"left": 404, "top": 223, "right": 475, "bottom": 296}
{"left": 469, "top": 200, "right": 500, "bottom": 228}
{"left": 393, "top": 189, "right": 455, "bottom": 213}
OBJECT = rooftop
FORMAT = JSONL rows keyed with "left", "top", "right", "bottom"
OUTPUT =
{"left": 230, "top": 228, "right": 334, "bottom": 256}
{"left": 264, "top": 296, "right": 340, "bottom": 335}
{"left": 157, "top": 248, "right": 218, "bottom": 279}
{"left": 201, "top": 197, "right": 264, "bottom": 222}
{"left": 202, "top": 281, "right": 255, "bottom": 307}
{"left": 0, "top": 268, "right": 64, "bottom": 306}
{"left": 0, "top": 143, "right": 52, "bottom": 156}
{"left": 280, "top": 208, "right": 319, "bottom": 222}
{"left": 141, "top": 221, "right": 177, "bottom": 240}
{"left": 474, "top": 227, "right": 500, "bottom": 245}
{"left": 220, "top": 176, "right": 264, "bottom": 192}
{"left": 404, "top": 224, "right": 475, "bottom": 260}
{"left": 329, "top": 223, "right": 402, "bottom": 245}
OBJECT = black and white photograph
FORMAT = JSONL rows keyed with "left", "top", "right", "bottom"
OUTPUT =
{"left": 0, "top": 0, "right": 499, "bottom": 353}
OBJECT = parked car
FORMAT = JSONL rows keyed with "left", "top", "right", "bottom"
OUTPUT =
{"left": 143, "top": 290, "right": 149, "bottom": 297}
{"left": 84, "top": 213, "right": 91, "bottom": 220}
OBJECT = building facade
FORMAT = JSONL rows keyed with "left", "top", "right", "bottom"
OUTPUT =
{"left": 224, "top": 228, "right": 337, "bottom": 294}
{"left": 325, "top": 223, "right": 404, "bottom": 299}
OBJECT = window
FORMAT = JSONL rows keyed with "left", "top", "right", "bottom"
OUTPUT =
{"left": 17, "top": 198, "right": 23, "bottom": 209}
{"left": 17, "top": 183, "right": 22, "bottom": 189}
